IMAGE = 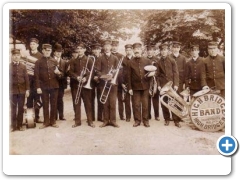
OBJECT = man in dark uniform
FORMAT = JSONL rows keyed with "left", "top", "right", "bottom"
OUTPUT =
{"left": 122, "top": 44, "right": 134, "bottom": 122}
{"left": 53, "top": 43, "right": 68, "bottom": 121}
{"left": 10, "top": 49, "right": 30, "bottom": 131}
{"left": 111, "top": 39, "right": 125, "bottom": 120}
{"left": 92, "top": 43, "right": 103, "bottom": 122}
{"left": 68, "top": 43, "right": 95, "bottom": 128}
{"left": 185, "top": 44, "right": 205, "bottom": 96}
{"left": 26, "top": 38, "right": 43, "bottom": 123}
{"left": 128, "top": 43, "right": 152, "bottom": 127}
{"left": 95, "top": 39, "right": 120, "bottom": 128}
{"left": 156, "top": 42, "right": 180, "bottom": 127}
{"left": 68, "top": 47, "right": 80, "bottom": 119}
{"left": 169, "top": 41, "right": 187, "bottom": 124}
{"left": 202, "top": 41, "right": 225, "bottom": 98}
{"left": 146, "top": 44, "right": 160, "bottom": 121}
{"left": 35, "top": 44, "right": 60, "bottom": 129}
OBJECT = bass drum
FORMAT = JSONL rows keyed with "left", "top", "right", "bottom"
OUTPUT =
{"left": 189, "top": 93, "right": 225, "bottom": 132}
{"left": 24, "top": 108, "right": 36, "bottom": 128}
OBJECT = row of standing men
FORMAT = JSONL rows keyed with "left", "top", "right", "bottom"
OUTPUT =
{"left": 10, "top": 38, "right": 225, "bottom": 131}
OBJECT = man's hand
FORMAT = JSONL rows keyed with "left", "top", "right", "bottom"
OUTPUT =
{"left": 129, "top": 89, "right": 133, "bottom": 96}
{"left": 54, "top": 67, "right": 61, "bottom": 75}
{"left": 173, "top": 86, "right": 178, "bottom": 91}
{"left": 202, "top": 86, "right": 209, "bottom": 90}
{"left": 37, "top": 88, "right": 42, "bottom": 94}
{"left": 81, "top": 77, "right": 87, "bottom": 83}
{"left": 25, "top": 90, "right": 30, "bottom": 97}
{"left": 94, "top": 76, "right": 99, "bottom": 82}
{"left": 158, "top": 86, "right": 161, "bottom": 92}
{"left": 122, "top": 84, "right": 127, "bottom": 91}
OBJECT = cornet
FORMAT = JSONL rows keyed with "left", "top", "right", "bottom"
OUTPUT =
{"left": 74, "top": 56, "right": 95, "bottom": 104}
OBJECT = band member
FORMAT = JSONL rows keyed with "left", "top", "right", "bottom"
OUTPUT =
{"left": 128, "top": 43, "right": 152, "bottom": 127}
{"left": 95, "top": 39, "right": 120, "bottom": 128}
{"left": 156, "top": 42, "right": 180, "bottom": 127}
{"left": 68, "top": 43, "right": 95, "bottom": 128}
{"left": 146, "top": 44, "right": 160, "bottom": 121}
{"left": 185, "top": 44, "right": 205, "bottom": 96}
{"left": 122, "top": 44, "right": 134, "bottom": 122}
{"left": 111, "top": 39, "right": 125, "bottom": 120}
{"left": 53, "top": 43, "right": 68, "bottom": 121}
{"left": 68, "top": 47, "right": 80, "bottom": 119}
{"left": 169, "top": 41, "right": 187, "bottom": 124}
{"left": 91, "top": 43, "right": 103, "bottom": 122}
{"left": 27, "top": 38, "right": 43, "bottom": 123}
{"left": 35, "top": 44, "right": 59, "bottom": 129}
{"left": 10, "top": 49, "right": 30, "bottom": 131}
{"left": 202, "top": 41, "right": 225, "bottom": 98}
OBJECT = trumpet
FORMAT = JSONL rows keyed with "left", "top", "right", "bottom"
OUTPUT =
{"left": 74, "top": 56, "right": 95, "bottom": 105}
{"left": 100, "top": 57, "right": 124, "bottom": 104}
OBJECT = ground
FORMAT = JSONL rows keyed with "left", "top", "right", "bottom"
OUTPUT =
{"left": 9, "top": 88, "right": 224, "bottom": 155}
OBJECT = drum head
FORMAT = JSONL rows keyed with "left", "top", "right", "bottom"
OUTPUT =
{"left": 144, "top": 65, "right": 157, "bottom": 71}
{"left": 190, "top": 94, "right": 225, "bottom": 132}
{"left": 192, "top": 89, "right": 210, "bottom": 97}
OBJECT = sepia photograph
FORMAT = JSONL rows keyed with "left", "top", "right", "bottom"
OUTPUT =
{"left": 8, "top": 7, "right": 227, "bottom": 155}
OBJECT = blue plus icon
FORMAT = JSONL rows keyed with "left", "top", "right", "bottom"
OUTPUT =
{"left": 217, "top": 135, "right": 238, "bottom": 156}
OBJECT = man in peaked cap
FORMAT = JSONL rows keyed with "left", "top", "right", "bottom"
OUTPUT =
{"left": 26, "top": 38, "right": 43, "bottom": 123}
{"left": 95, "top": 39, "right": 120, "bottom": 128}
{"left": 10, "top": 49, "right": 30, "bottom": 131}
{"left": 145, "top": 44, "right": 160, "bottom": 121}
{"left": 127, "top": 42, "right": 152, "bottom": 127}
{"left": 201, "top": 41, "right": 225, "bottom": 98}
{"left": 122, "top": 44, "right": 134, "bottom": 122}
{"left": 35, "top": 43, "right": 60, "bottom": 129}
{"left": 53, "top": 43, "right": 68, "bottom": 121}
{"left": 68, "top": 42, "right": 95, "bottom": 128}
{"left": 111, "top": 39, "right": 126, "bottom": 121}
{"left": 91, "top": 43, "right": 104, "bottom": 122}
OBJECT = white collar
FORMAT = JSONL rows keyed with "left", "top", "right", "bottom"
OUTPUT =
{"left": 173, "top": 53, "right": 179, "bottom": 58}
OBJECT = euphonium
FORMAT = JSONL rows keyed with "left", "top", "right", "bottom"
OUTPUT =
{"left": 160, "top": 81, "right": 189, "bottom": 118}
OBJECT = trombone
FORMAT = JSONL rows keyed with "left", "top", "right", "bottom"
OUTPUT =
{"left": 74, "top": 56, "right": 95, "bottom": 105}
{"left": 100, "top": 57, "right": 124, "bottom": 104}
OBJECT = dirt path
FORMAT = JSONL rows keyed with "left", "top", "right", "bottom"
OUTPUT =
{"left": 9, "top": 89, "right": 224, "bottom": 155}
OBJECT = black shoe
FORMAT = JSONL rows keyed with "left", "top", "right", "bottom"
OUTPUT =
{"left": 126, "top": 118, "right": 130, "bottom": 122}
{"left": 175, "top": 122, "right": 181, "bottom": 128}
{"left": 39, "top": 124, "right": 49, "bottom": 129}
{"left": 99, "top": 122, "right": 108, "bottom": 128}
{"left": 59, "top": 117, "right": 66, "bottom": 121}
{"left": 72, "top": 123, "right": 81, "bottom": 128}
{"left": 155, "top": 117, "right": 160, "bottom": 121}
{"left": 144, "top": 123, "right": 150, "bottom": 127}
{"left": 35, "top": 118, "right": 43, "bottom": 123}
{"left": 88, "top": 123, "right": 95, "bottom": 128}
{"left": 164, "top": 121, "right": 170, "bottom": 126}
{"left": 111, "top": 122, "right": 120, "bottom": 128}
{"left": 133, "top": 122, "right": 140, "bottom": 127}
{"left": 120, "top": 117, "right": 126, "bottom": 120}
{"left": 98, "top": 119, "right": 103, "bottom": 122}
{"left": 18, "top": 127, "right": 25, "bottom": 131}
{"left": 11, "top": 128, "right": 17, "bottom": 132}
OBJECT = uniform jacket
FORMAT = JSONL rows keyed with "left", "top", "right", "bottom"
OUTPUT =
{"left": 95, "top": 53, "right": 119, "bottom": 87}
{"left": 146, "top": 55, "right": 159, "bottom": 65}
{"left": 10, "top": 62, "right": 30, "bottom": 94}
{"left": 185, "top": 57, "right": 206, "bottom": 90}
{"left": 169, "top": 53, "right": 187, "bottom": 84}
{"left": 127, "top": 56, "right": 152, "bottom": 90}
{"left": 201, "top": 54, "right": 225, "bottom": 90}
{"left": 56, "top": 58, "right": 68, "bottom": 89}
{"left": 156, "top": 55, "right": 179, "bottom": 87}
{"left": 68, "top": 55, "right": 93, "bottom": 89}
{"left": 34, "top": 56, "right": 59, "bottom": 90}
{"left": 122, "top": 55, "right": 134, "bottom": 85}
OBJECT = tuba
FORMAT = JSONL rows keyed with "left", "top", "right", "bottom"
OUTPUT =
{"left": 74, "top": 56, "right": 95, "bottom": 105}
{"left": 160, "top": 81, "right": 189, "bottom": 119}
{"left": 100, "top": 57, "right": 124, "bottom": 104}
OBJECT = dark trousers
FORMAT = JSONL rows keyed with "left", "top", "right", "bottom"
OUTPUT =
{"left": 97, "top": 86, "right": 104, "bottom": 121}
{"left": 41, "top": 88, "right": 58, "bottom": 126}
{"left": 10, "top": 94, "right": 25, "bottom": 129}
{"left": 72, "top": 87, "right": 93, "bottom": 125}
{"left": 26, "top": 75, "right": 41, "bottom": 119}
{"left": 132, "top": 89, "right": 149, "bottom": 124}
{"left": 160, "top": 95, "right": 180, "bottom": 123}
{"left": 56, "top": 87, "right": 65, "bottom": 119}
{"left": 70, "top": 86, "right": 76, "bottom": 115}
{"left": 148, "top": 92, "right": 159, "bottom": 119}
{"left": 91, "top": 85, "right": 96, "bottom": 121}
{"left": 125, "top": 93, "right": 132, "bottom": 119}
{"left": 102, "top": 85, "right": 117, "bottom": 123}
{"left": 117, "top": 87, "right": 125, "bottom": 119}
